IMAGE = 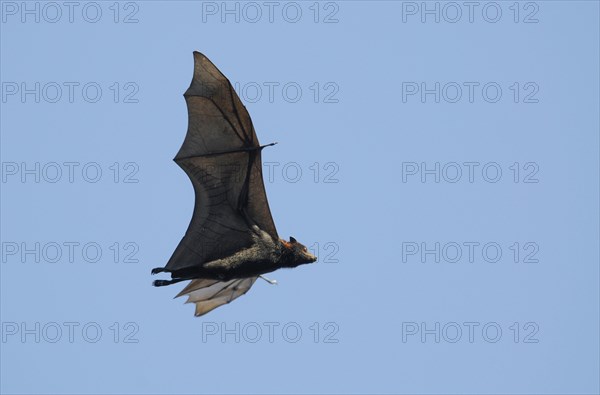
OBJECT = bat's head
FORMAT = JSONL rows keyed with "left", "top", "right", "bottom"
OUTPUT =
{"left": 281, "top": 236, "right": 317, "bottom": 267}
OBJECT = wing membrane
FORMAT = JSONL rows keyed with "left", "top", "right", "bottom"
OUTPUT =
{"left": 165, "top": 52, "right": 278, "bottom": 273}
{"left": 177, "top": 277, "right": 259, "bottom": 317}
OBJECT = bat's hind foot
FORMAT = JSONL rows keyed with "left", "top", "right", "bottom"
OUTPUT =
{"left": 153, "top": 278, "right": 186, "bottom": 287}
{"left": 151, "top": 267, "right": 167, "bottom": 275}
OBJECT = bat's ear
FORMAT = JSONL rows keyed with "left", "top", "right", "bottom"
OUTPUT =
{"left": 289, "top": 236, "right": 297, "bottom": 243}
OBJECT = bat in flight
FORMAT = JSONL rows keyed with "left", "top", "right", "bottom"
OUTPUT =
{"left": 152, "top": 52, "right": 317, "bottom": 317}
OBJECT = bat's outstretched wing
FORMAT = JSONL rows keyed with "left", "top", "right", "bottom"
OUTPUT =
{"left": 176, "top": 277, "right": 258, "bottom": 317}
{"left": 165, "top": 52, "right": 278, "bottom": 275}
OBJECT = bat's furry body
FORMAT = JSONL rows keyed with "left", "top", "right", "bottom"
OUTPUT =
{"left": 190, "top": 226, "right": 311, "bottom": 281}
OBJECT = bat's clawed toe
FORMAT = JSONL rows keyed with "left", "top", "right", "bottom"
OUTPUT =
{"left": 151, "top": 267, "right": 166, "bottom": 275}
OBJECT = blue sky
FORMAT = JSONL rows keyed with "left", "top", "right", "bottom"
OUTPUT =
{"left": 1, "top": 1, "right": 599, "bottom": 394}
